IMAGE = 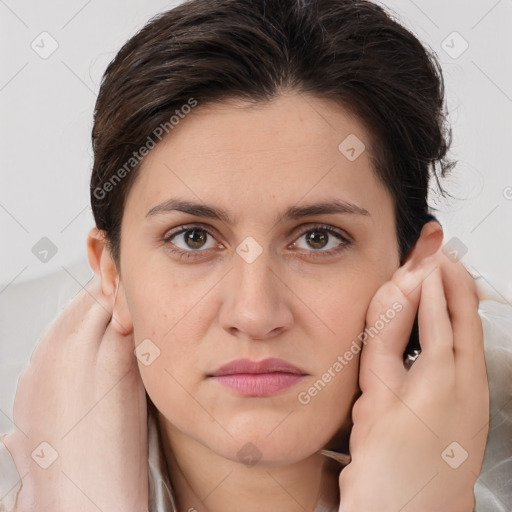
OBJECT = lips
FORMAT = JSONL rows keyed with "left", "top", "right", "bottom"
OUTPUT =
{"left": 209, "top": 357, "right": 307, "bottom": 377}
{"left": 208, "top": 357, "right": 308, "bottom": 397}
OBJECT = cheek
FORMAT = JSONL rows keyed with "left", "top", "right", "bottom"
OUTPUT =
{"left": 295, "top": 266, "right": 385, "bottom": 350}
{"left": 126, "top": 256, "right": 212, "bottom": 334}
{"left": 124, "top": 267, "right": 219, "bottom": 410}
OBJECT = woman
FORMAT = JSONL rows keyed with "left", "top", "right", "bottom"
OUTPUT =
{"left": 0, "top": 0, "right": 505, "bottom": 510}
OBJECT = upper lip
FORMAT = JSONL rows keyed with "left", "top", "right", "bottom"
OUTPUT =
{"left": 209, "top": 357, "right": 307, "bottom": 377}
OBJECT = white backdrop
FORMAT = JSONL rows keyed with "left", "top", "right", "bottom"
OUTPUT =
{"left": 1, "top": 0, "right": 511, "bottom": 448}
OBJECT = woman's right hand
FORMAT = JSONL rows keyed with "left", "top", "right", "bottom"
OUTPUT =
{"left": 2, "top": 274, "right": 148, "bottom": 512}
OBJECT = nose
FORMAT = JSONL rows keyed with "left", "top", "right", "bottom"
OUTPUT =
{"left": 218, "top": 247, "right": 294, "bottom": 341}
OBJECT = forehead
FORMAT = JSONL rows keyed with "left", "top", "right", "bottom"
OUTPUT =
{"left": 123, "top": 92, "right": 391, "bottom": 223}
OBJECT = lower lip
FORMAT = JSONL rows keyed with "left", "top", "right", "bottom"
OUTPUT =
{"left": 210, "top": 372, "right": 305, "bottom": 396}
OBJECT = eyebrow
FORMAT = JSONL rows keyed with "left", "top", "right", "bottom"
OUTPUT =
{"left": 146, "top": 198, "right": 370, "bottom": 224}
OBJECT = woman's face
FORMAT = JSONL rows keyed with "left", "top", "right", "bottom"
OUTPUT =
{"left": 117, "top": 92, "right": 400, "bottom": 464}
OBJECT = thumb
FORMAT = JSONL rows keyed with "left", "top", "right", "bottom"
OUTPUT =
{"left": 96, "top": 320, "right": 138, "bottom": 384}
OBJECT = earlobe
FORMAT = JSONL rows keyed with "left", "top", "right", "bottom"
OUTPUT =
{"left": 111, "top": 279, "right": 133, "bottom": 336}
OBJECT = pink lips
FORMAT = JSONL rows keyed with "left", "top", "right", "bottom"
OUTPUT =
{"left": 208, "top": 357, "right": 307, "bottom": 397}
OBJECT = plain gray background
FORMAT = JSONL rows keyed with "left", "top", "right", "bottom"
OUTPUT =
{"left": 1, "top": 0, "right": 511, "bottom": 452}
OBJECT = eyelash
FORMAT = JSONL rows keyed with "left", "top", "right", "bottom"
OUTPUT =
{"left": 162, "top": 223, "right": 352, "bottom": 260}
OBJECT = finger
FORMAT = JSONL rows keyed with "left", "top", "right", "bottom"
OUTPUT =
{"left": 97, "top": 321, "right": 138, "bottom": 381}
{"left": 412, "top": 265, "right": 454, "bottom": 383}
{"left": 84, "top": 275, "right": 132, "bottom": 336}
{"left": 30, "top": 275, "right": 113, "bottom": 365}
{"left": 56, "top": 274, "right": 113, "bottom": 337}
{"left": 358, "top": 262, "right": 424, "bottom": 395}
{"left": 440, "top": 255, "right": 483, "bottom": 354}
{"left": 438, "top": 255, "right": 487, "bottom": 387}
{"left": 78, "top": 276, "right": 116, "bottom": 347}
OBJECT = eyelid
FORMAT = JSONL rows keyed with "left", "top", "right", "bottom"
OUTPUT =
{"left": 290, "top": 223, "right": 352, "bottom": 243}
{"left": 162, "top": 222, "right": 352, "bottom": 259}
{"left": 162, "top": 223, "right": 222, "bottom": 250}
{"left": 163, "top": 222, "right": 219, "bottom": 240}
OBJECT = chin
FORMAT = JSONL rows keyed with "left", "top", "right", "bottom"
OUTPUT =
{"left": 220, "top": 439, "right": 321, "bottom": 467}
{"left": 204, "top": 418, "right": 328, "bottom": 466}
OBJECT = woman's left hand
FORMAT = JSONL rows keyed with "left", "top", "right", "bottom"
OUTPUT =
{"left": 338, "top": 248, "right": 490, "bottom": 512}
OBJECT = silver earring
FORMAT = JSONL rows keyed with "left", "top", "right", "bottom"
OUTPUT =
{"left": 404, "top": 349, "right": 421, "bottom": 369}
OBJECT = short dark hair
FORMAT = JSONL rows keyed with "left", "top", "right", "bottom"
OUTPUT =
{"left": 90, "top": 0, "right": 454, "bottom": 267}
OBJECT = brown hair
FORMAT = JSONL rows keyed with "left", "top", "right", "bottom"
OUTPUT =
{"left": 90, "top": 0, "right": 454, "bottom": 268}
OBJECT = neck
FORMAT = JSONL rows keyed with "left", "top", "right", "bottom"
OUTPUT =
{"left": 157, "top": 413, "right": 342, "bottom": 512}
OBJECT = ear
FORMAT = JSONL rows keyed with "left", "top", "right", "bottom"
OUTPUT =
{"left": 87, "top": 227, "right": 133, "bottom": 335}
{"left": 402, "top": 219, "right": 443, "bottom": 270}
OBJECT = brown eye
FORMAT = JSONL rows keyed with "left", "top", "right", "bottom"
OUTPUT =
{"left": 293, "top": 225, "right": 350, "bottom": 254}
{"left": 183, "top": 228, "right": 208, "bottom": 249}
{"left": 304, "top": 230, "right": 329, "bottom": 250}
{"left": 163, "top": 226, "right": 217, "bottom": 253}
